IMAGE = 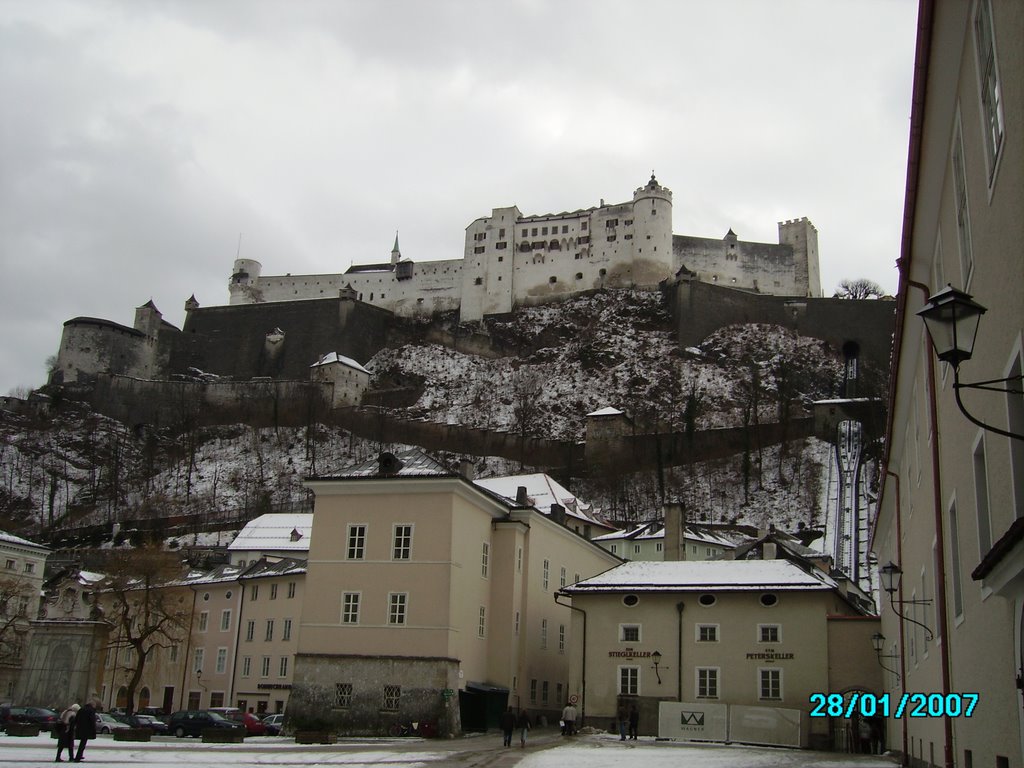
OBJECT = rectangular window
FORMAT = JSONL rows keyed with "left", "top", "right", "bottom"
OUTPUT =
{"left": 514, "top": 611, "right": 520, "bottom": 634}
{"left": 474, "top": 245, "right": 485, "bottom": 254}
{"left": 220, "top": 610, "right": 231, "bottom": 632}
{"left": 335, "top": 683, "right": 352, "bottom": 708}
{"left": 170, "top": 645, "right": 179, "bottom": 662}
{"left": 251, "top": 584, "right": 259, "bottom": 601}
{"left": 974, "top": 0, "right": 1004, "bottom": 179}
{"left": 758, "top": 624, "right": 781, "bottom": 643}
{"left": 481, "top": 542, "right": 489, "bottom": 578}
{"left": 245, "top": 620, "right": 255, "bottom": 642}
{"left": 618, "top": 666, "right": 639, "bottom": 696}
{"left": 542, "top": 680, "right": 549, "bottom": 704}
{"left": 187, "top": 691, "right": 201, "bottom": 710}
{"left": 697, "top": 667, "right": 719, "bottom": 699}
{"left": 347, "top": 524, "right": 366, "bottom": 560}
{"left": 759, "top": 668, "right": 782, "bottom": 700}
{"left": 633, "top": 543, "right": 641, "bottom": 554}
{"left": 541, "top": 619, "right": 548, "bottom": 649}
{"left": 4, "top": 559, "right": 14, "bottom": 570}
{"left": 560, "top": 567, "right": 566, "bottom": 588}
{"left": 265, "top": 619, "right": 274, "bottom": 642}
{"left": 393, "top": 524, "right": 413, "bottom": 559}
{"left": 952, "top": 119, "right": 973, "bottom": 284}
{"left": 949, "top": 501, "right": 964, "bottom": 618}
{"left": 288, "top": 581, "right": 296, "bottom": 599}
{"left": 261, "top": 657, "right": 271, "bottom": 678}
{"left": 389, "top": 593, "right": 407, "bottom": 625}
{"left": 216, "top": 648, "right": 227, "bottom": 674}
{"left": 24, "top": 562, "right": 34, "bottom": 574}
{"left": 478, "top": 606, "right": 486, "bottom": 638}
{"left": 270, "top": 583, "right": 278, "bottom": 600}
{"left": 342, "top": 593, "right": 361, "bottom": 624}
{"left": 697, "top": 624, "right": 718, "bottom": 642}
{"left": 530, "top": 679, "right": 537, "bottom": 702}
{"left": 283, "top": 618, "right": 292, "bottom": 641}
{"left": 517, "top": 547, "right": 522, "bottom": 572}
{"left": 559, "top": 624, "right": 565, "bottom": 653}
{"left": 199, "top": 611, "right": 209, "bottom": 632}
{"left": 242, "top": 656, "right": 252, "bottom": 677}
{"left": 620, "top": 624, "right": 641, "bottom": 643}
{"left": 279, "top": 657, "right": 288, "bottom": 677}
{"left": 382, "top": 685, "right": 401, "bottom": 711}
{"left": 1008, "top": 354, "right": 1024, "bottom": 519}
{"left": 543, "top": 559, "right": 550, "bottom": 590}
{"left": 974, "top": 437, "right": 992, "bottom": 555}
{"left": 193, "top": 648, "right": 204, "bottom": 674}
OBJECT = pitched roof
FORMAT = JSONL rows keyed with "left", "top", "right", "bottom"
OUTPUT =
{"left": 318, "top": 449, "right": 456, "bottom": 479}
{"left": 228, "top": 513, "right": 315, "bottom": 553}
{"left": 0, "top": 529, "right": 49, "bottom": 551}
{"left": 587, "top": 406, "right": 624, "bottom": 417}
{"left": 473, "top": 473, "right": 612, "bottom": 529}
{"left": 563, "top": 559, "right": 837, "bottom": 593}
{"left": 310, "top": 352, "right": 371, "bottom": 375}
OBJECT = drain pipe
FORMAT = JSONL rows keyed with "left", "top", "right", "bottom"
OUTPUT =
{"left": 883, "top": 468, "right": 910, "bottom": 767}
{"left": 555, "top": 592, "right": 587, "bottom": 724}
{"left": 676, "top": 602, "right": 685, "bottom": 701}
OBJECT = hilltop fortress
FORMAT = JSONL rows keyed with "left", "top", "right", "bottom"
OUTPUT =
{"left": 51, "top": 174, "right": 880, "bottom": 403}
{"left": 229, "top": 174, "right": 821, "bottom": 322}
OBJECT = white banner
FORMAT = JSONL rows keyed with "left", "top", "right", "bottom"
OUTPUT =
{"left": 729, "top": 704, "right": 807, "bottom": 748}
{"left": 657, "top": 701, "right": 728, "bottom": 742}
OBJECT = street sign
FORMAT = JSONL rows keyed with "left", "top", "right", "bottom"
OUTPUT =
{"left": 568, "top": 694, "right": 579, "bottom": 705}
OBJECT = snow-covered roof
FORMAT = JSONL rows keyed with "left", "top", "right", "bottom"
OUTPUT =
{"left": 0, "top": 529, "right": 50, "bottom": 551}
{"left": 592, "top": 522, "right": 736, "bottom": 548}
{"left": 587, "top": 406, "right": 624, "bottom": 417}
{"left": 240, "top": 557, "right": 307, "bottom": 580}
{"left": 310, "top": 352, "right": 371, "bottom": 375}
{"left": 228, "top": 513, "right": 314, "bottom": 553}
{"left": 564, "top": 559, "right": 837, "bottom": 593}
{"left": 473, "top": 473, "right": 612, "bottom": 529}
{"left": 318, "top": 449, "right": 455, "bottom": 479}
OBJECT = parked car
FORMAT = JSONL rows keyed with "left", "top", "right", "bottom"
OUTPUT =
{"left": 230, "top": 711, "right": 266, "bottom": 736}
{"left": 167, "top": 710, "right": 245, "bottom": 738}
{"left": 0, "top": 706, "right": 60, "bottom": 732}
{"left": 262, "top": 713, "right": 284, "bottom": 736}
{"left": 123, "top": 714, "right": 169, "bottom": 734}
{"left": 96, "top": 712, "right": 131, "bottom": 734}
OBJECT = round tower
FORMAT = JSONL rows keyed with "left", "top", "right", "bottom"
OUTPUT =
{"left": 631, "top": 173, "right": 674, "bottom": 283}
{"left": 229, "top": 258, "right": 263, "bottom": 305}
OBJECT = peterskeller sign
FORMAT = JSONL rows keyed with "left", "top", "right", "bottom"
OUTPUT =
{"left": 745, "top": 650, "right": 794, "bottom": 661}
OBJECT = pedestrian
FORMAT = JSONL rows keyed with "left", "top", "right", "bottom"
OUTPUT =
{"left": 72, "top": 700, "right": 97, "bottom": 762}
{"left": 561, "top": 701, "right": 577, "bottom": 736}
{"left": 628, "top": 704, "right": 639, "bottom": 740}
{"left": 499, "top": 706, "right": 516, "bottom": 748}
{"left": 616, "top": 702, "right": 628, "bottom": 741}
{"left": 54, "top": 703, "right": 78, "bottom": 762}
{"left": 857, "top": 716, "right": 872, "bottom": 753}
{"left": 516, "top": 709, "right": 531, "bottom": 748}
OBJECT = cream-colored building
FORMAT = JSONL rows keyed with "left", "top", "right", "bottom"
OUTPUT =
{"left": 227, "top": 513, "right": 312, "bottom": 567}
{"left": 233, "top": 558, "right": 305, "bottom": 715}
{"left": 0, "top": 531, "right": 51, "bottom": 700}
{"left": 593, "top": 522, "right": 736, "bottom": 561}
{"left": 290, "top": 450, "right": 621, "bottom": 735}
{"left": 559, "top": 559, "right": 879, "bottom": 748}
{"left": 873, "top": 2, "right": 1024, "bottom": 767}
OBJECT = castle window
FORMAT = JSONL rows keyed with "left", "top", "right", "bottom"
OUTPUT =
{"left": 542, "top": 227, "right": 548, "bottom": 235}
{"left": 579, "top": 236, "right": 590, "bottom": 244}
{"left": 562, "top": 225, "right": 568, "bottom": 234}
{"left": 599, "top": 268, "right": 607, "bottom": 277}
{"left": 549, "top": 240, "right": 560, "bottom": 250}
{"left": 498, "top": 256, "right": 504, "bottom": 262}
{"left": 606, "top": 219, "right": 618, "bottom": 227}
{"left": 575, "top": 273, "right": 583, "bottom": 280}
{"left": 499, "top": 228, "right": 506, "bottom": 238}
{"left": 522, "top": 228, "right": 528, "bottom": 237}
{"left": 474, "top": 277, "right": 483, "bottom": 285}
{"left": 607, "top": 235, "right": 616, "bottom": 242}
{"left": 531, "top": 228, "right": 538, "bottom": 236}
{"left": 651, "top": 208, "right": 656, "bottom": 215}
{"left": 581, "top": 221, "right": 588, "bottom": 230}
{"left": 474, "top": 246, "right": 485, "bottom": 254}
{"left": 549, "top": 276, "right": 557, "bottom": 284}
{"left": 532, "top": 241, "right": 545, "bottom": 250}
{"left": 624, "top": 234, "right": 633, "bottom": 240}
{"left": 520, "top": 242, "right": 532, "bottom": 252}
{"left": 496, "top": 242, "right": 507, "bottom": 250}
{"left": 574, "top": 254, "right": 582, "bottom": 260}
{"left": 624, "top": 219, "right": 633, "bottom": 226}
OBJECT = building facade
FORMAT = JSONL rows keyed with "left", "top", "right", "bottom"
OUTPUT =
{"left": 288, "top": 450, "right": 620, "bottom": 735}
{"left": 872, "top": 2, "right": 1024, "bottom": 767}
{"left": 0, "top": 531, "right": 51, "bottom": 700}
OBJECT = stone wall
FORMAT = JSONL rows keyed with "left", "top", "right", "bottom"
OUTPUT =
{"left": 15, "top": 620, "right": 109, "bottom": 708}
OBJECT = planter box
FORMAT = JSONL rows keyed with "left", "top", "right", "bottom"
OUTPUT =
{"left": 114, "top": 728, "right": 153, "bottom": 742}
{"left": 201, "top": 728, "right": 245, "bottom": 743}
{"left": 5, "top": 723, "right": 42, "bottom": 737}
{"left": 294, "top": 731, "right": 337, "bottom": 744}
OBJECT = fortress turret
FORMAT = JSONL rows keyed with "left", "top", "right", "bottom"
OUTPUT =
{"left": 390, "top": 232, "right": 401, "bottom": 265}
{"left": 229, "top": 258, "right": 263, "bottom": 305}
{"left": 134, "top": 299, "right": 163, "bottom": 337}
{"left": 778, "top": 218, "right": 821, "bottom": 297}
{"left": 630, "top": 172, "right": 674, "bottom": 284}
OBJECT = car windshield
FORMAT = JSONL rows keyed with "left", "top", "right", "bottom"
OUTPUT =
{"left": 207, "top": 712, "right": 229, "bottom": 722}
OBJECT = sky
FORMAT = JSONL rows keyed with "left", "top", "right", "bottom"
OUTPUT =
{"left": 0, "top": 0, "right": 919, "bottom": 396}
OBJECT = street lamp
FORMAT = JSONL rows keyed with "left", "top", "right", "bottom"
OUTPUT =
{"left": 917, "top": 285, "right": 1024, "bottom": 441}
{"left": 879, "top": 561, "right": 934, "bottom": 641}
{"left": 651, "top": 650, "right": 663, "bottom": 685}
{"left": 871, "top": 632, "right": 901, "bottom": 682}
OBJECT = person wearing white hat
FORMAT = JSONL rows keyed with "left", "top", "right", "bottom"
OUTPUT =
{"left": 55, "top": 703, "right": 79, "bottom": 762}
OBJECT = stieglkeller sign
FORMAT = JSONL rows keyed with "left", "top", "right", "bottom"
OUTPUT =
{"left": 608, "top": 649, "right": 653, "bottom": 659}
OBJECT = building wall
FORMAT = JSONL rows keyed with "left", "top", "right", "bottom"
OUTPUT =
{"left": 873, "top": 2, "right": 1024, "bottom": 767}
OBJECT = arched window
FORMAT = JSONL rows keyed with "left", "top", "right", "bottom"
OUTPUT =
{"left": 116, "top": 686, "right": 129, "bottom": 709}
{"left": 139, "top": 687, "right": 151, "bottom": 709}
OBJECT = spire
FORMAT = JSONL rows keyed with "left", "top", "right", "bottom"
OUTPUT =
{"left": 391, "top": 231, "right": 401, "bottom": 265}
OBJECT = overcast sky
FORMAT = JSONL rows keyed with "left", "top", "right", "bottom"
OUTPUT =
{"left": 0, "top": 0, "right": 918, "bottom": 395}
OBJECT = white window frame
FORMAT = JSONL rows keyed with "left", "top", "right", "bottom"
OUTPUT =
{"left": 618, "top": 666, "right": 639, "bottom": 696}
{"left": 481, "top": 542, "right": 489, "bottom": 578}
{"left": 696, "top": 624, "right": 719, "bottom": 643}
{"left": 388, "top": 592, "right": 407, "bottom": 625}
{"left": 279, "top": 656, "right": 288, "bottom": 678}
{"left": 951, "top": 112, "right": 974, "bottom": 287}
{"left": 973, "top": 431, "right": 993, "bottom": 556}
{"left": 619, "top": 623, "right": 641, "bottom": 643}
{"left": 973, "top": 0, "right": 1005, "bottom": 186}
{"left": 215, "top": 647, "right": 227, "bottom": 674}
{"left": 392, "top": 523, "right": 413, "bottom": 560}
{"left": 198, "top": 611, "right": 209, "bottom": 633}
{"left": 758, "top": 624, "right": 781, "bottom": 644}
{"left": 347, "top": 524, "right": 367, "bottom": 560}
{"left": 478, "top": 606, "right": 486, "bottom": 638}
{"left": 543, "top": 559, "right": 550, "bottom": 590}
{"left": 220, "top": 610, "right": 231, "bottom": 632}
{"left": 241, "top": 656, "right": 251, "bottom": 678}
{"left": 540, "top": 618, "right": 548, "bottom": 649}
{"left": 261, "top": 656, "right": 271, "bottom": 678}
{"left": 559, "top": 624, "right": 565, "bottom": 653}
{"left": 342, "top": 592, "right": 361, "bottom": 624}
{"left": 193, "top": 648, "right": 204, "bottom": 675}
{"left": 245, "top": 620, "right": 255, "bottom": 642}
{"left": 283, "top": 618, "right": 292, "bottom": 641}
{"left": 265, "top": 619, "right": 274, "bottom": 642}
{"left": 758, "top": 667, "right": 782, "bottom": 701}
{"left": 696, "top": 666, "right": 720, "bottom": 699}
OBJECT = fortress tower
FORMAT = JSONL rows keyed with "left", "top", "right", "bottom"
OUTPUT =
{"left": 629, "top": 173, "right": 674, "bottom": 285}
{"left": 778, "top": 218, "right": 821, "bottom": 297}
{"left": 229, "top": 258, "right": 264, "bottom": 305}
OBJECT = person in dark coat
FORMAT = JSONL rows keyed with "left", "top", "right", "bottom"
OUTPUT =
{"left": 628, "top": 704, "right": 639, "bottom": 740}
{"left": 516, "top": 709, "right": 531, "bottom": 747}
{"left": 616, "top": 703, "right": 628, "bottom": 740}
{"left": 73, "top": 701, "right": 97, "bottom": 762}
{"left": 55, "top": 703, "right": 78, "bottom": 762}
{"left": 499, "top": 706, "right": 516, "bottom": 747}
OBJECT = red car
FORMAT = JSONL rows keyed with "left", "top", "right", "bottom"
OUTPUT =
{"left": 230, "top": 711, "right": 266, "bottom": 736}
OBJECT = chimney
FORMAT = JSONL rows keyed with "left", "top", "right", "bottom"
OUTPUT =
{"left": 515, "top": 486, "right": 529, "bottom": 505}
{"left": 550, "top": 503, "right": 566, "bottom": 526}
{"left": 763, "top": 542, "right": 778, "bottom": 560}
{"left": 663, "top": 502, "right": 684, "bottom": 561}
{"left": 377, "top": 452, "right": 404, "bottom": 476}
{"left": 459, "top": 459, "right": 475, "bottom": 480}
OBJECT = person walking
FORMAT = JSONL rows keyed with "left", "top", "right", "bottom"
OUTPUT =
{"left": 628, "top": 704, "right": 639, "bottom": 740}
{"left": 516, "top": 709, "right": 531, "bottom": 748}
{"left": 54, "top": 703, "right": 78, "bottom": 762}
{"left": 72, "top": 700, "right": 97, "bottom": 762}
{"left": 499, "top": 706, "right": 516, "bottom": 748}
{"left": 560, "top": 702, "right": 577, "bottom": 736}
{"left": 616, "top": 702, "right": 628, "bottom": 741}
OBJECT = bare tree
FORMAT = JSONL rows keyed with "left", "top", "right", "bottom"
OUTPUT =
{"left": 833, "top": 278, "right": 885, "bottom": 300}
{"left": 510, "top": 368, "right": 544, "bottom": 468}
{"left": 0, "top": 574, "right": 34, "bottom": 669}
{"left": 97, "top": 546, "right": 191, "bottom": 716}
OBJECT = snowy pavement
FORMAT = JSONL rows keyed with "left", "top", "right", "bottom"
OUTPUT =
{"left": 0, "top": 731, "right": 898, "bottom": 768}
